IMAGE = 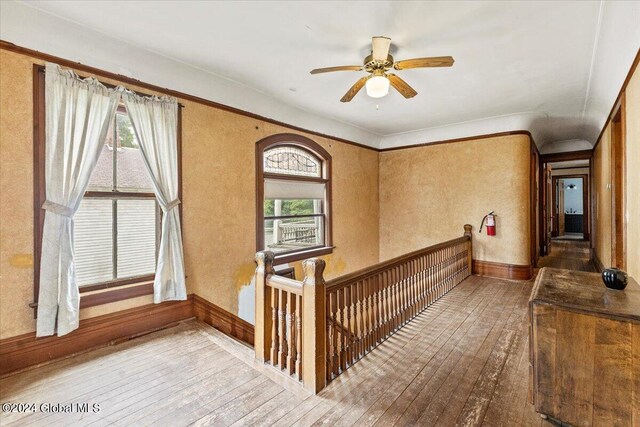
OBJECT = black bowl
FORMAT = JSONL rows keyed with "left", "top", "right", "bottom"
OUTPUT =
{"left": 602, "top": 268, "right": 628, "bottom": 290}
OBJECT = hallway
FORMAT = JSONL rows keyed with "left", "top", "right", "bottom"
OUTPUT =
{"left": 537, "top": 240, "right": 596, "bottom": 272}
{"left": 0, "top": 276, "right": 548, "bottom": 427}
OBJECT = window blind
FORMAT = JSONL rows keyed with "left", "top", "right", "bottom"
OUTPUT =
{"left": 264, "top": 179, "right": 325, "bottom": 200}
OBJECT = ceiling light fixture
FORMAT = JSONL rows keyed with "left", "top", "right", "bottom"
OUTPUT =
{"left": 366, "top": 71, "right": 390, "bottom": 98}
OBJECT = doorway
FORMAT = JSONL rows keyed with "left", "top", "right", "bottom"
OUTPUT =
{"left": 538, "top": 154, "right": 591, "bottom": 257}
{"left": 611, "top": 102, "right": 626, "bottom": 269}
{"left": 551, "top": 175, "right": 588, "bottom": 240}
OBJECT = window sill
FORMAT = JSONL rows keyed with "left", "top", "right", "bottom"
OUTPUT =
{"left": 273, "top": 246, "right": 334, "bottom": 265}
{"left": 29, "top": 281, "right": 154, "bottom": 314}
{"left": 80, "top": 282, "right": 154, "bottom": 309}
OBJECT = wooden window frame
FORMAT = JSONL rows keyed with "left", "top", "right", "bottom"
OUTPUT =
{"left": 256, "top": 133, "right": 333, "bottom": 265}
{"left": 31, "top": 65, "right": 183, "bottom": 314}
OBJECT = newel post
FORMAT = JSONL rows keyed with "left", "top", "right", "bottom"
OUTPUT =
{"left": 301, "top": 258, "right": 327, "bottom": 394}
{"left": 254, "top": 251, "right": 275, "bottom": 362}
{"left": 463, "top": 224, "right": 473, "bottom": 274}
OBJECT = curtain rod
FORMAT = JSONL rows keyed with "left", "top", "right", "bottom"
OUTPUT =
{"left": 37, "top": 65, "right": 185, "bottom": 108}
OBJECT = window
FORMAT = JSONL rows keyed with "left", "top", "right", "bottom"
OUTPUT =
{"left": 256, "top": 134, "right": 332, "bottom": 264}
{"left": 33, "top": 66, "right": 182, "bottom": 309}
{"left": 76, "top": 107, "right": 159, "bottom": 289}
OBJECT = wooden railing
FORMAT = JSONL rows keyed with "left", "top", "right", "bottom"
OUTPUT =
{"left": 324, "top": 225, "right": 473, "bottom": 383}
{"left": 254, "top": 225, "right": 473, "bottom": 393}
{"left": 254, "top": 252, "right": 326, "bottom": 393}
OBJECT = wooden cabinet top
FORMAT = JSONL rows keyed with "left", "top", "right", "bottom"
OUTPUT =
{"left": 531, "top": 267, "right": 640, "bottom": 322}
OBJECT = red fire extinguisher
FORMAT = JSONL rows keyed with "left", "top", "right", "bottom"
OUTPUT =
{"left": 480, "top": 211, "right": 496, "bottom": 236}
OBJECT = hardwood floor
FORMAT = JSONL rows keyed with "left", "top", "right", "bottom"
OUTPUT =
{"left": 0, "top": 276, "right": 550, "bottom": 427}
{"left": 537, "top": 239, "right": 595, "bottom": 272}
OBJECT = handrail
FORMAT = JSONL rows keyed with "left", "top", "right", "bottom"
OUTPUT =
{"left": 267, "top": 275, "right": 302, "bottom": 295}
{"left": 326, "top": 235, "right": 470, "bottom": 291}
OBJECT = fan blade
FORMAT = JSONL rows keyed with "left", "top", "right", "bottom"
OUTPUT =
{"left": 388, "top": 74, "right": 417, "bottom": 98}
{"left": 393, "top": 56, "right": 454, "bottom": 70}
{"left": 310, "top": 65, "right": 363, "bottom": 74}
{"left": 340, "top": 76, "right": 368, "bottom": 102}
{"left": 372, "top": 36, "right": 391, "bottom": 61}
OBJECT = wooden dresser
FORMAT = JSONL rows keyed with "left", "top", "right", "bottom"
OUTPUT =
{"left": 529, "top": 267, "right": 640, "bottom": 426}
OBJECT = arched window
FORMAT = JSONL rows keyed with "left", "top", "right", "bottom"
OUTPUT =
{"left": 256, "top": 134, "right": 332, "bottom": 263}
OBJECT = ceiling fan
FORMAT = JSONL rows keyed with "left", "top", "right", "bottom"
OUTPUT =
{"left": 310, "top": 36, "right": 454, "bottom": 102}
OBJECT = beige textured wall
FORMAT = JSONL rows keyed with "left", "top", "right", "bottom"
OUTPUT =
{"left": 593, "top": 123, "right": 612, "bottom": 268}
{"left": 379, "top": 135, "right": 531, "bottom": 265}
{"left": 624, "top": 66, "right": 639, "bottom": 280}
{"left": 0, "top": 49, "right": 379, "bottom": 339}
{"left": 181, "top": 104, "right": 380, "bottom": 315}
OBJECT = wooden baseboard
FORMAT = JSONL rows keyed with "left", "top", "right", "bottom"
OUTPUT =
{"left": 472, "top": 260, "right": 533, "bottom": 280}
{"left": 593, "top": 254, "right": 605, "bottom": 273}
{"left": 193, "top": 295, "right": 254, "bottom": 346}
{"left": 0, "top": 296, "right": 194, "bottom": 377}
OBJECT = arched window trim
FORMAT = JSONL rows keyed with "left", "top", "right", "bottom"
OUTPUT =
{"left": 256, "top": 133, "right": 333, "bottom": 265}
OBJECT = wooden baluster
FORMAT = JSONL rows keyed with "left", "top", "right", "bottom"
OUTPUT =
{"left": 398, "top": 266, "right": 404, "bottom": 326}
{"left": 363, "top": 278, "right": 370, "bottom": 352}
{"left": 444, "top": 248, "right": 449, "bottom": 294}
{"left": 296, "top": 294, "right": 302, "bottom": 381}
{"left": 421, "top": 255, "right": 427, "bottom": 309}
{"left": 380, "top": 271, "right": 387, "bottom": 338}
{"left": 412, "top": 259, "right": 417, "bottom": 316}
{"left": 374, "top": 273, "right": 384, "bottom": 343}
{"left": 331, "top": 291, "right": 339, "bottom": 376}
{"left": 352, "top": 283, "right": 359, "bottom": 358}
{"left": 437, "top": 251, "right": 444, "bottom": 299}
{"left": 416, "top": 258, "right": 422, "bottom": 313}
{"left": 432, "top": 252, "right": 438, "bottom": 303}
{"left": 439, "top": 249, "right": 444, "bottom": 298}
{"left": 345, "top": 284, "right": 352, "bottom": 367}
{"left": 395, "top": 266, "right": 401, "bottom": 330}
{"left": 395, "top": 266, "right": 402, "bottom": 327}
{"left": 286, "top": 291, "right": 295, "bottom": 375}
{"left": 402, "top": 264, "right": 408, "bottom": 324}
{"left": 415, "top": 258, "right": 420, "bottom": 315}
{"left": 384, "top": 270, "right": 391, "bottom": 337}
{"left": 405, "top": 263, "right": 410, "bottom": 321}
{"left": 370, "top": 276, "right": 376, "bottom": 345}
{"left": 270, "top": 286, "right": 278, "bottom": 365}
{"left": 372, "top": 276, "right": 379, "bottom": 345}
{"left": 359, "top": 281, "right": 364, "bottom": 356}
{"left": 338, "top": 288, "right": 346, "bottom": 373}
{"left": 420, "top": 256, "right": 426, "bottom": 310}
{"left": 365, "top": 277, "right": 372, "bottom": 352}
{"left": 427, "top": 254, "right": 432, "bottom": 303}
{"left": 379, "top": 271, "right": 385, "bottom": 336}
{"left": 278, "top": 289, "right": 286, "bottom": 370}
{"left": 389, "top": 269, "right": 396, "bottom": 331}
{"left": 425, "top": 254, "right": 431, "bottom": 307}
{"left": 445, "top": 247, "right": 450, "bottom": 294}
{"left": 370, "top": 276, "right": 376, "bottom": 348}
{"left": 351, "top": 284, "right": 358, "bottom": 359}
{"left": 416, "top": 257, "right": 422, "bottom": 312}
{"left": 326, "top": 293, "right": 333, "bottom": 382}
{"left": 408, "top": 260, "right": 413, "bottom": 320}
{"left": 468, "top": 240, "right": 472, "bottom": 277}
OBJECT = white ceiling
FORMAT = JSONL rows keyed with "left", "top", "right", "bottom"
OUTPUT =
{"left": 2, "top": 1, "right": 639, "bottom": 150}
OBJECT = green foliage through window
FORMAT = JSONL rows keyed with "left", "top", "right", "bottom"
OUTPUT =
{"left": 117, "top": 114, "right": 138, "bottom": 148}
{"left": 264, "top": 199, "right": 316, "bottom": 217}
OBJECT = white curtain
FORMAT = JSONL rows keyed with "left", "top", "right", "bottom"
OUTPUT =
{"left": 37, "top": 63, "right": 120, "bottom": 337}
{"left": 123, "top": 93, "right": 186, "bottom": 303}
